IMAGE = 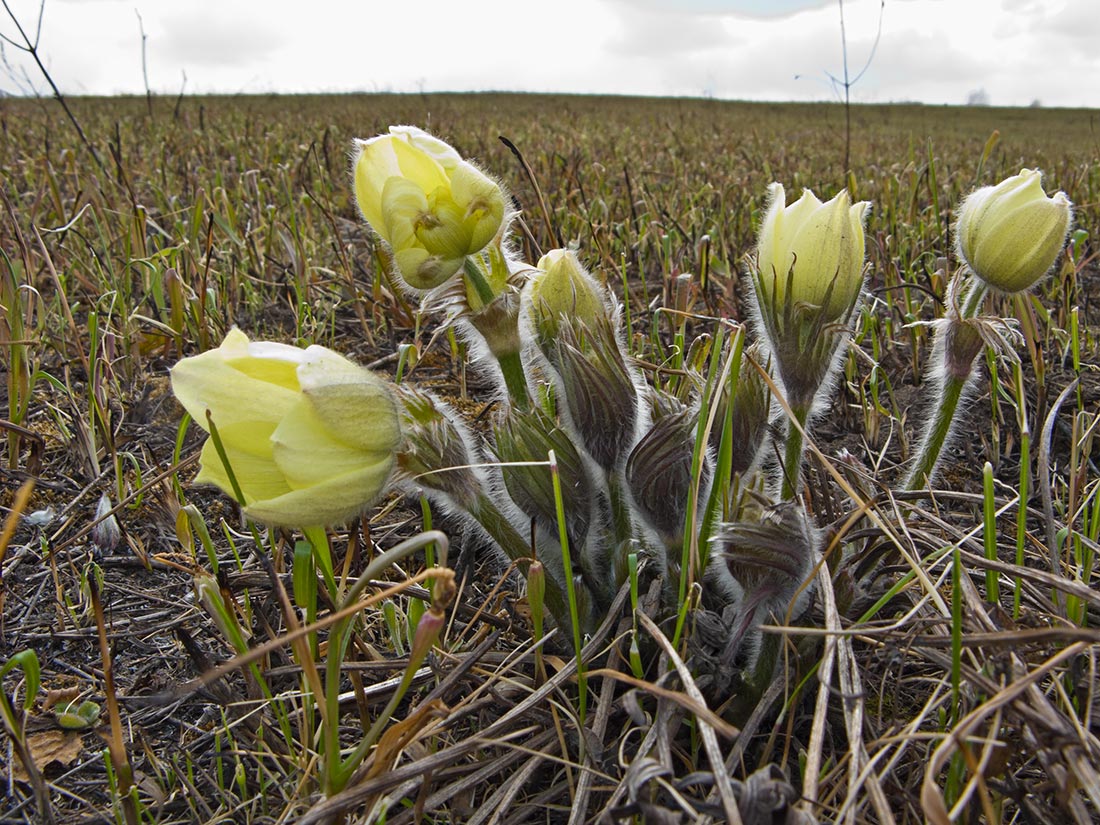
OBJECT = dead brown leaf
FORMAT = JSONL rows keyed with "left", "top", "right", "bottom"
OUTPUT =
{"left": 11, "top": 730, "right": 83, "bottom": 782}
{"left": 42, "top": 687, "right": 82, "bottom": 712}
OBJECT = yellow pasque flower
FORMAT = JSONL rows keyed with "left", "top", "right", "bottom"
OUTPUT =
{"left": 353, "top": 126, "right": 506, "bottom": 290}
{"left": 171, "top": 329, "right": 401, "bottom": 527}
{"left": 756, "top": 184, "right": 870, "bottom": 323}
{"left": 957, "top": 168, "right": 1072, "bottom": 293}
{"left": 524, "top": 249, "right": 606, "bottom": 344}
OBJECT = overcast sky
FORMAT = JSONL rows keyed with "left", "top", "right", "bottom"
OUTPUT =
{"left": 1, "top": 0, "right": 1097, "bottom": 107}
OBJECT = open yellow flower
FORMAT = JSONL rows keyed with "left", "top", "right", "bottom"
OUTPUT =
{"left": 957, "top": 168, "right": 1072, "bottom": 293}
{"left": 171, "top": 329, "right": 401, "bottom": 527}
{"left": 353, "top": 126, "right": 506, "bottom": 290}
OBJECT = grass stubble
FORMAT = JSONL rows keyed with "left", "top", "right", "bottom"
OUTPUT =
{"left": 1, "top": 92, "right": 1099, "bottom": 823}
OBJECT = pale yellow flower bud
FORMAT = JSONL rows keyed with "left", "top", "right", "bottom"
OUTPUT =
{"left": 170, "top": 328, "right": 401, "bottom": 527}
{"left": 756, "top": 184, "right": 870, "bottom": 323}
{"left": 524, "top": 249, "right": 606, "bottom": 346}
{"left": 353, "top": 126, "right": 507, "bottom": 290}
{"left": 956, "top": 168, "right": 1072, "bottom": 293}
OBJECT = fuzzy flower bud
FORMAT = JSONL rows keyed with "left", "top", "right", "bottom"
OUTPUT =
{"left": 395, "top": 387, "right": 485, "bottom": 511}
{"left": 717, "top": 498, "right": 819, "bottom": 608}
{"left": 751, "top": 184, "right": 869, "bottom": 410}
{"left": 555, "top": 316, "right": 639, "bottom": 473}
{"left": 91, "top": 492, "right": 121, "bottom": 552}
{"left": 709, "top": 343, "right": 772, "bottom": 478}
{"left": 171, "top": 329, "right": 401, "bottom": 527}
{"left": 525, "top": 249, "right": 606, "bottom": 349}
{"left": 711, "top": 496, "right": 820, "bottom": 667}
{"left": 956, "top": 168, "right": 1072, "bottom": 294}
{"left": 353, "top": 126, "right": 507, "bottom": 290}
{"left": 494, "top": 406, "right": 592, "bottom": 544}
{"left": 626, "top": 396, "right": 702, "bottom": 546}
{"left": 756, "top": 184, "right": 869, "bottom": 324}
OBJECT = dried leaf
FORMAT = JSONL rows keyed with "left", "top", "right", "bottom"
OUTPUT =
{"left": 42, "top": 687, "right": 81, "bottom": 712}
{"left": 11, "top": 730, "right": 82, "bottom": 782}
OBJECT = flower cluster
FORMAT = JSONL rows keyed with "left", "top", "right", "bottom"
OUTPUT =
{"left": 171, "top": 129, "right": 1072, "bottom": 683}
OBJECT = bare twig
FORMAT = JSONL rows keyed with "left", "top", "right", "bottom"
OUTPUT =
{"left": 135, "top": 9, "right": 152, "bottom": 118}
{"left": 1, "top": 0, "right": 107, "bottom": 175}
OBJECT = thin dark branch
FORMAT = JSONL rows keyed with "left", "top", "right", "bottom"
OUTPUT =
{"left": 1, "top": 0, "right": 107, "bottom": 175}
{"left": 850, "top": 0, "right": 886, "bottom": 86}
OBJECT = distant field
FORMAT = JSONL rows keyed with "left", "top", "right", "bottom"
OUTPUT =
{"left": 2, "top": 93, "right": 1099, "bottom": 823}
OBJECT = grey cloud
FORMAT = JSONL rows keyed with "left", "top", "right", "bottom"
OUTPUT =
{"left": 1042, "top": 0, "right": 1100, "bottom": 53}
{"left": 651, "top": 22, "right": 990, "bottom": 103}
{"left": 859, "top": 30, "right": 986, "bottom": 87}
{"left": 1000, "top": 0, "right": 1044, "bottom": 13}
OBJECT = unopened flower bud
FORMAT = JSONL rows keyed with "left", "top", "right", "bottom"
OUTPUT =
{"left": 525, "top": 249, "right": 606, "bottom": 350}
{"left": 756, "top": 184, "right": 869, "bottom": 324}
{"left": 956, "top": 168, "right": 1072, "bottom": 294}
{"left": 709, "top": 343, "right": 771, "bottom": 477}
{"left": 750, "top": 184, "right": 869, "bottom": 410}
{"left": 554, "top": 316, "right": 639, "bottom": 472}
{"left": 395, "top": 387, "right": 484, "bottom": 510}
{"left": 494, "top": 406, "right": 592, "bottom": 544}
{"left": 91, "top": 493, "right": 121, "bottom": 551}
{"left": 626, "top": 398, "right": 701, "bottom": 546}
{"left": 409, "top": 605, "right": 446, "bottom": 664}
{"left": 715, "top": 496, "right": 819, "bottom": 614}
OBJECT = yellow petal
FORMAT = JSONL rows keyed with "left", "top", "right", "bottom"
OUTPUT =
{"left": 297, "top": 350, "right": 402, "bottom": 452}
{"left": 449, "top": 162, "right": 505, "bottom": 251}
{"left": 391, "top": 125, "right": 463, "bottom": 170}
{"left": 194, "top": 438, "right": 291, "bottom": 504}
{"left": 380, "top": 177, "right": 430, "bottom": 250}
{"left": 353, "top": 135, "right": 405, "bottom": 232}
{"left": 243, "top": 461, "right": 395, "bottom": 527}
{"left": 171, "top": 344, "right": 300, "bottom": 434}
{"left": 390, "top": 136, "right": 449, "bottom": 193}
{"left": 271, "top": 399, "right": 389, "bottom": 488}
{"left": 393, "top": 247, "right": 463, "bottom": 290}
{"left": 416, "top": 190, "right": 472, "bottom": 258}
{"left": 755, "top": 183, "right": 786, "bottom": 300}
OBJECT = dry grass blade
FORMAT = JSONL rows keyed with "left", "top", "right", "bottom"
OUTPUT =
{"left": 568, "top": 619, "right": 629, "bottom": 825}
{"left": 1038, "top": 378, "right": 1079, "bottom": 610}
{"left": 817, "top": 564, "right": 896, "bottom": 825}
{"left": 636, "top": 610, "right": 743, "bottom": 825}
{"left": 387, "top": 729, "right": 559, "bottom": 825}
{"left": 584, "top": 667, "right": 738, "bottom": 740}
{"left": 919, "top": 642, "right": 1091, "bottom": 824}
{"left": 300, "top": 582, "right": 633, "bottom": 823}
{"left": 466, "top": 751, "right": 549, "bottom": 825}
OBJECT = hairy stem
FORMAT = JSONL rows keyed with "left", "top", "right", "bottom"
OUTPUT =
{"left": 781, "top": 405, "right": 809, "bottom": 500}
{"left": 904, "top": 372, "right": 967, "bottom": 490}
{"left": 903, "top": 275, "right": 988, "bottom": 490}
{"left": 462, "top": 257, "right": 529, "bottom": 410}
